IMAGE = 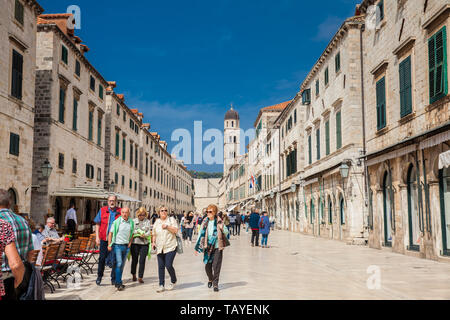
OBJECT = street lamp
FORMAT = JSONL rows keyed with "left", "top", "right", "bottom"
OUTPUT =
{"left": 41, "top": 159, "right": 53, "bottom": 178}
{"left": 109, "top": 181, "right": 116, "bottom": 192}
{"left": 339, "top": 162, "right": 350, "bottom": 179}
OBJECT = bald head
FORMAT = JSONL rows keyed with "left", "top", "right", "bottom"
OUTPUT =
{"left": 121, "top": 207, "right": 130, "bottom": 220}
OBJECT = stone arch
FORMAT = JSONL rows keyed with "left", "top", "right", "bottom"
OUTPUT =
{"left": 375, "top": 162, "right": 391, "bottom": 190}
{"left": 400, "top": 155, "right": 416, "bottom": 185}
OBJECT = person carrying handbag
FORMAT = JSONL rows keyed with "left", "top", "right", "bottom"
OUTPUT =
{"left": 152, "top": 206, "right": 179, "bottom": 293}
{"left": 194, "top": 204, "right": 229, "bottom": 292}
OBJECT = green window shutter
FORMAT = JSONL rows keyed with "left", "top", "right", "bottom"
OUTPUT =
{"left": 88, "top": 111, "right": 93, "bottom": 141}
{"left": 9, "top": 133, "right": 20, "bottom": 156}
{"left": 325, "top": 120, "right": 330, "bottom": 156}
{"left": 115, "top": 132, "right": 120, "bottom": 157}
{"left": 378, "top": 0, "right": 384, "bottom": 21}
{"left": 429, "top": 26, "right": 448, "bottom": 104}
{"left": 90, "top": 76, "right": 95, "bottom": 91}
{"left": 308, "top": 135, "right": 312, "bottom": 165}
{"left": 316, "top": 128, "right": 320, "bottom": 160}
{"left": 15, "top": 0, "right": 24, "bottom": 25}
{"left": 11, "top": 50, "right": 23, "bottom": 100}
{"left": 336, "top": 111, "right": 342, "bottom": 150}
{"left": 399, "top": 56, "right": 412, "bottom": 117}
{"left": 335, "top": 52, "right": 341, "bottom": 73}
{"left": 72, "top": 98, "right": 78, "bottom": 130}
{"left": 316, "top": 80, "right": 320, "bottom": 96}
{"left": 61, "top": 45, "right": 68, "bottom": 64}
{"left": 99, "top": 85, "right": 103, "bottom": 99}
{"left": 325, "top": 67, "right": 329, "bottom": 86}
{"left": 97, "top": 118, "right": 102, "bottom": 146}
{"left": 75, "top": 60, "right": 81, "bottom": 76}
{"left": 122, "top": 138, "right": 126, "bottom": 160}
{"left": 116, "top": 104, "right": 120, "bottom": 116}
{"left": 59, "top": 87, "right": 65, "bottom": 123}
{"left": 376, "top": 77, "right": 386, "bottom": 130}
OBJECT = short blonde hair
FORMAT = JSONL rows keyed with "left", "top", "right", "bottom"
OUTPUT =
{"left": 136, "top": 207, "right": 148, "bottom": 218}
{"left": 206, "top": 204, "right": 218, "bottom": 216}
{"left": 158, "top": 205, "right": 168, "bottom": 214}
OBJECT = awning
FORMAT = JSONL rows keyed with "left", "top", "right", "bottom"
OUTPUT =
{"left": 439, "top": 150, "right": 450, "bottom": 169}
{"left": 227, "top": 204, "right": 237, "bottom": 212}
{"left": 51, "top": 186, "right": 141, "bottom": 203}
{"left": 114, "top": 193, "right": 142, "bottom": 203}
{"left": 51, "top": 186, "right": 112, "bottom": 199}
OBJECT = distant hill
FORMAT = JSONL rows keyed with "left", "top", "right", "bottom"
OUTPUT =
{"left": 189, "top": 171, "right": 223, "bottom": 179}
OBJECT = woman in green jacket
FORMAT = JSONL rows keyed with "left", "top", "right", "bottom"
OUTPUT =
{"left": 108, "top": 207, "right": 135, "bottom": 291}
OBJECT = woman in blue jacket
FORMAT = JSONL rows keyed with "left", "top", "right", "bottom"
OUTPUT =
{"left": 259, "top": 211, "right": 271, "bottom": 248}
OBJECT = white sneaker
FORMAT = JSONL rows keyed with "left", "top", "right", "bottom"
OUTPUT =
{"left": 167, "top": 282, "right": 176, "bottom": 291}
{"left": 156, "top": 285, "right": 165, "bottom": 293}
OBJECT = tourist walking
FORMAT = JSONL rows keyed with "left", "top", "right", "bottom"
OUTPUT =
{"left": 94, "top": 195, "right": 121, "bottom": 286}
{"left": 234, "top": 212, "right": 242, "bottom": 236}
{"left": 194, "top": 204, "right": 229, "bottom": 292}
{"left": 259, "top": 211, "right": 271, "bottom": 248}
{"left": 152, "top": 206, "right": 179, "bottom": 292}
{"left": 180, "top": 212, "right": 187, "bottom": 241}
{"left": 108, "top": 207, "right": 134, "bottom": 291}
{"left": 249, "top": 208, "right": 261, "bottom": 247}
{"left": 184, "top": 211, "right": 194, "bottom": 244}
{"left": 229, "top": 212, "right": 236, "bottom": 236}
{"left": 65, "top": 203, "right": 77, "bottom": 238}
{"left": 0, "top": 219, "right": 24, "bottom": 301}
{"left": 244, "top": 212, "right": 250, "bottom": 232}
{"left": 131, "top": 207, "right": 151, "bottom": 284}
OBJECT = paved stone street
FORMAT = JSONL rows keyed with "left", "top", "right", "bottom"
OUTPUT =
{"left": 47, "top": 230, "right": 450, "bottom": 300}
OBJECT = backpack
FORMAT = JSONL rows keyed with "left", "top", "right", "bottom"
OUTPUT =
{"left": 259, "top": 218, "right": 265, "bottom": 229}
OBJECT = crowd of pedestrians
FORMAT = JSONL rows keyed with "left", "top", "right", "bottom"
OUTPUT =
{"left": 0, "top": 186, "right": 277, "bottom": 299}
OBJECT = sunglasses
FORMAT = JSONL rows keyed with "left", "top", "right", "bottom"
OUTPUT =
{"left": 161, "top": 209, "right": 168, "bottom": 212}
{"left": 206, "top": 211, "right": 214, "bottom": 213}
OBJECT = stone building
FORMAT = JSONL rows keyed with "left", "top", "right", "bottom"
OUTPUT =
{"left": 299, "top": 15, "right": 367, "bottom": 243}
{"left": 104, "top": 82, "right": 141, "bottom": 211}
{"left": 194, "top": 178, "right": 220, "bottom": 214}
{"left": 274, "top": 96, "right": 304, "bottom": 232}
{"left": 31, "top": 13, "right": 110, "bottom": 227}
{"left": 359, "top": 0, "right": 450, "bottom": 261}
{"left": 0, "top": 0, "right": 43, "bottom": 214}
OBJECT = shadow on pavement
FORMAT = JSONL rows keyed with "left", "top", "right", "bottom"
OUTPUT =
{"left": 175, "top": 282, "right": 204, "bottom": 290}
{"left": 220, "top": 281, "right": 248, "bottom": 290}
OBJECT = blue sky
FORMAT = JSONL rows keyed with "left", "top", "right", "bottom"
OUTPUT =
{"left": 39, "top": 0, "right": 359, "bottom": 172}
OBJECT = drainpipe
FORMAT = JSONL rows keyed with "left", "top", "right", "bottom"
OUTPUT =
{"left": 359, "top": 23, "right": 370, "bottom": 234}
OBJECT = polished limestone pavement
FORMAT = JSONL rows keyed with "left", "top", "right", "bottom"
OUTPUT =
{"left": 47, "top": 229, "right": 450, "bottom": 300}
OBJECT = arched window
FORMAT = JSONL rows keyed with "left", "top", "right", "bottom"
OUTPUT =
{"left": 7, "top": 188, "right": 17, "bottom": 212}
{"left": 407, "top": 165, "right": 420, "bottom": 251}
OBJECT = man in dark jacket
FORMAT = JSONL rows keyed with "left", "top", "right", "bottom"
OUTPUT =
{"left": 235, "top": 212, "right": 242, "bottom": 236}
{"left": 249, "top": 208, "right": 261, "bottom": 247}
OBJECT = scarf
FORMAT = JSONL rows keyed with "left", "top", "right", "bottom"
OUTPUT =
{"left": 194, "top": 217, "right": 224, "bottom": 264}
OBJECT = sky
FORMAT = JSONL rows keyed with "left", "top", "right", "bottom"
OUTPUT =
{"left": 38, "top": 0, "right": 360, "bottom": 173}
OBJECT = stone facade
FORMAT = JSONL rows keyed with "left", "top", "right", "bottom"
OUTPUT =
{"left": 359, "top": 0, "right": 450, "bottom": 261}
{"left": 0, "top": 0, "right": 43, "bottom": 214}
{"left": 298, "top": 16, "right": 367, "bottom": 243}
{"left": 31, "top": 15, "right": 110, "bottom": 227}
{"left": 193, "top": 178, "right": 220, "bottom": 213}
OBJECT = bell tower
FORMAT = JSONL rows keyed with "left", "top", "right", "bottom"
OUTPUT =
{"left": 224, "top": 105, "right": 240, "bottom": 176}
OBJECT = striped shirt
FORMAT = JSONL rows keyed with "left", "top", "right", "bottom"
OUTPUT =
{"left": 0, "top": 209, "right": 34, "bottom": 272}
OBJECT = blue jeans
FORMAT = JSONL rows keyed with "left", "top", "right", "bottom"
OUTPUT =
{"left": 98, "top": 240, "right": 115, "bottom": 282}
{"left": 261, "top": 234, "right": 268, "bottom": 246}
{"left": 157, "top": 250, "right": 177, "bottom": 286}
{"left": 114, "top": 244, "right": 129, "bottom": 286}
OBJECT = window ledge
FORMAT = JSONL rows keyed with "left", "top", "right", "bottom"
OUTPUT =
{"left": 398, "top": 112, "right": 415, "bottom": 125}
{"left": 425, "top": 94, "right": 450, "bottom": 112}
{"left": 375, "top": 126, "right": 389, "bottom": 136}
